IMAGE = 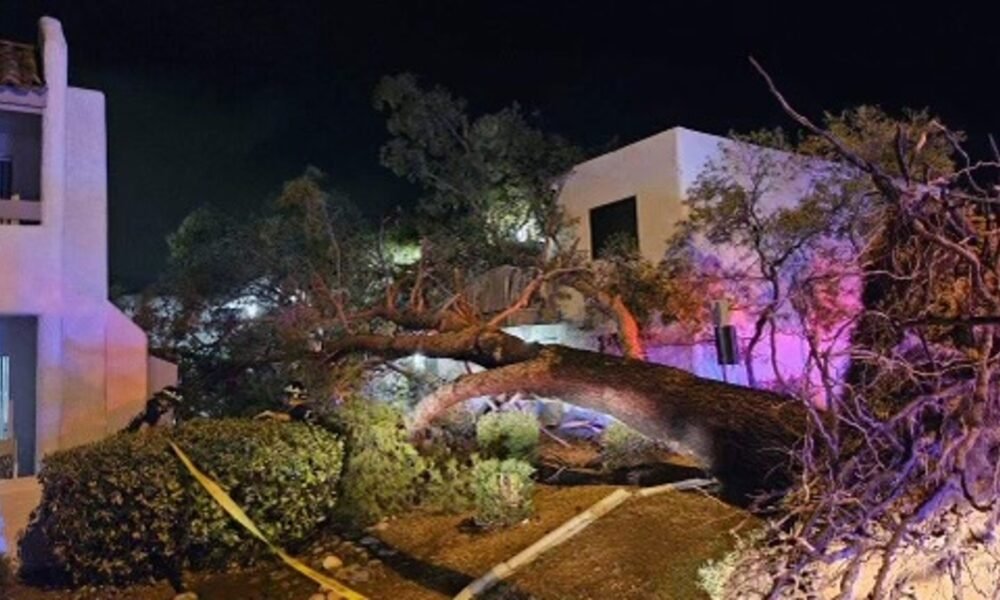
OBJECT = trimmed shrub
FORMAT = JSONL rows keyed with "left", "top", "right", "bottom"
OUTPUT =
{"left": 27, "top": 419, "right": 343, "bottom": 586}
{"left": 330, "top": 399, "right": 427, "bottom": 524}
{"left": 600, "top": 421, "right": 659, "bottom": 471}
{"left": 475, "top": 410, "right": 540, "bottom": 462}
{"left": 422, "top": 453, "right": 478, "bottom": 514}
{"left": 472, "top": 458, "right": 535, "bottom": 528}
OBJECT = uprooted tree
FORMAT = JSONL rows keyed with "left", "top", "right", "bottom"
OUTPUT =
{"left": 129, "top": 65, "right": 1000, "bottom": 595}
{"left": 696, "top": 62, "right": 1000, "bottom": 598}
{"left": 131, "top": 73, "right": 807, "bottom": 498}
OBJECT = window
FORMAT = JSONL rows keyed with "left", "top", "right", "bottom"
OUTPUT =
{"left": 0, "top": 356, "right": 9, "bottom": 440}
{"left": 0, "top": 158, "right": 11, "bottom": 199}
{"left": 589, "top": 196, "right": 638, "bottom": 259}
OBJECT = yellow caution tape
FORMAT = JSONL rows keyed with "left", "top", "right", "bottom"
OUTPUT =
{"left": 169, "top": 441, "right": 368, "bottom": 600}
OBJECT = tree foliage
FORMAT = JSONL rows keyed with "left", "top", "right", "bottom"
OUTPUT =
{"left": 375, "top": 73, "right": 582, "bottom": 270}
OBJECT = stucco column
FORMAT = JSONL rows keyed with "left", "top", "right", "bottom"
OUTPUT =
{"left": 34, "top": 17, "right": 68, "bottom": 466}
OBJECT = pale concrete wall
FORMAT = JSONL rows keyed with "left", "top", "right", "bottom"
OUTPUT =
{"left": 104, "top": 305, "right": 149, "bottom": 434}
{"left": 0, "top": 18, "right": 172, "bottom": 468}
{"left": 147, "top": 355, "right": 179, "bottom": 398}
{"left": 57, "top": 310, "right": 108, "bottom": 449}
{"left": 0, "top": 477, "right": 41, "bottom": 557}
{"left": 55, "top": 83, "right": 151, "bottom": 448}
{"left": 559, "top": 128, "right": 684, "bottom": 264}
{"left": 557, "top": 127, "right": 856, "bottom": 398}
{"left": 63, "top": 87, "right": 108, "bottom": 301}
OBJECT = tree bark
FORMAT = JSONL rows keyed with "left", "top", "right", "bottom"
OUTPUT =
{"left": 327, "top": 326, "right": 806, "bottom": 498}
{"left": 387, "top": 331, "right": 808, "bottom": 498}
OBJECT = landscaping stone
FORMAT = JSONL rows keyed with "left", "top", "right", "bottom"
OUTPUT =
{"left": 321, "top": 554, "right": 343, "bottom": 571}
{"left": 347, "top": 568, "right": 371, "bottom": 584}
{"left": 173, "top": 593, "right": 199, "bottom": 600}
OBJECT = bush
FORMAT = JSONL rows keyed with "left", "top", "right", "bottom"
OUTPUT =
{"left": 476, "top": 410, "right": 540, "bottom": 462}
{"left": 472, "top": 458, "right": 535, "bottom": 528}
{"left": 697, "top": 529, "right": 765, "bottom": 600}
{"left": 329, "top": 399, "right": 428, "bottom": 525}
{"left": 600, "top": 421, "right": 659, "bottom": 471}
{"left": 329, "top": 397, "right": 483, "bottom": 523}
{"left": 27, "top": 419, "right": 343, "bottom": 586}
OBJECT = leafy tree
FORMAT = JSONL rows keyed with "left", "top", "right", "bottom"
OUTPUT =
{"left": 133, "top": 169, "right": 378, "bottom": 415}
{"left": 374, "top": 73, "right": 582, "bottom": 270}
{"left": 138, "top": 76, "right": 805, "bottom": 503}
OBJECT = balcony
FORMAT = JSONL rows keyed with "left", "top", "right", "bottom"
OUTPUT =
{"left": 0, "top": 195, "right": 40, "bottom": 225}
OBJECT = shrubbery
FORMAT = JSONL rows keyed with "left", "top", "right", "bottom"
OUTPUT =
{"left": 329, "top": 399, "right": 427, "bottom": 524}
{"left": 330, "top": 398, "right": 476, "bottom": 524}
{"left": 475, "top": 410, "right": 540, "bottom": 462}
{"left": 600, "top": 421, "right": 659, "bottom": 470}
{"left": 472, "top": 458, "right": 535, "bottom": 528}
{"left": 26, "top": 419, "right": 343, "bottom": 585}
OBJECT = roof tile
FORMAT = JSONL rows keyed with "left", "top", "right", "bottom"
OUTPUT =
{"left": 0, "top": 40, "right": 42, "bottom": 89}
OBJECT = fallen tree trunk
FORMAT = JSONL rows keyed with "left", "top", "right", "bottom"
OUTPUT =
{"left": 406, "top": 337, "right": 808, "bottom": 499}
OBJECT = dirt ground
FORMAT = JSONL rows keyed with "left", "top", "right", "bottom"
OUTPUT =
{"left": 9, "top": 442, "right": 754, "bottom": 600}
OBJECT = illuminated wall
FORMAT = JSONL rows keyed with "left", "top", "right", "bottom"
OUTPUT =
{"left": 0, "top": 18, "right": 176, "bottom": 472}
{"left": 557, "top": 127, "right": 858, "bottom": 400}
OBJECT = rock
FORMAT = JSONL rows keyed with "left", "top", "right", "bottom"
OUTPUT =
{"left": 173, "top": 593, "right": 199, "bottom": 600}
{"left": 308, "top": 593, "right": 327, "bottom": 600}
{"left": 347, "top": 568, "right": 371, "bottom": 584}
{"left": 376, "top": 547, "right": 397, "bottom": 558}
{"left": 359, "top": 536, "right": 379, "bottom": 547}
{"left": 321, "top": 554, "right": 344, "bottom": 571}
{"left": 368, "top": 520, "right": 389, "bottom": 532}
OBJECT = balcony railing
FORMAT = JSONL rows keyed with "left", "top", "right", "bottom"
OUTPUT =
{"left": 0, "top": 195, "right": 40, "bottom": 224}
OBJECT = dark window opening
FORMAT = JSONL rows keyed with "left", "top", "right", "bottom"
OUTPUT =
{"left": 589, "top": 196, "right": 638, "bottom": 259}
{"left": 0, "top": 158, "right": 11, "bottom": 199}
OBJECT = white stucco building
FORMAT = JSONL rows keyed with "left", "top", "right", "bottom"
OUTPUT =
{"left": 0, "top": 17, "right": 176, "bottom": 477}
{"left": 554, "top": 126, "right": 854, "bottom": 394}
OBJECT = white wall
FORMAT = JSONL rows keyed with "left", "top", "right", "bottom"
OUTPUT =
{"left": 0, "top": 17, "right": 172, "bottom": 466}
{"left": 559, "top": 128, "right": 685, "bottom": 264}
{"left": 556, "top": 127, "right": 856, "bottom": 399}
{"left": 63, "top": 87, "right": 108, "bottom": 301}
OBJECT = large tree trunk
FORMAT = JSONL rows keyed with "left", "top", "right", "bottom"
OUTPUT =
{"left": 397, "top": 334, "right": 807, "bottom": 499}
{"left": 328, "top": 326, "right": 806, "bottom": 498}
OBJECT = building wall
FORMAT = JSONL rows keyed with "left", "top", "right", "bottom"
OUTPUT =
{"left": 63, "top": 87, "right": 108, "bottom": 301}
{"left": 559, "top": 128, "right": 685, "bottom": 264}
{"left": 556, "top": 127, "right": 856, "bottom": 399}
{"left": 147, "top": 356, "right": 179, "bottom": 399}
{"left": 0, "top": 17, "right": 169, "bottom": 468}
{"left": 104, "top": 307, "right": 150, "bottom": 435}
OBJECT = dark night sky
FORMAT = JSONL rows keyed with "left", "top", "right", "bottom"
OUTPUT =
{"left": 3, "top": 1, "right": 1000, "bottom": 290}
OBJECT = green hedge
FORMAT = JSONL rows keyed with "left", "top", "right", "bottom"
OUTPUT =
{"left": 475, "top": 410, "right": 540, "bottom": 462}
{"left": 26, "top": 419, "right": 343, "bottom": 586}
{"left": 472, "top": 458, "right": 535, "bottom": 528}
